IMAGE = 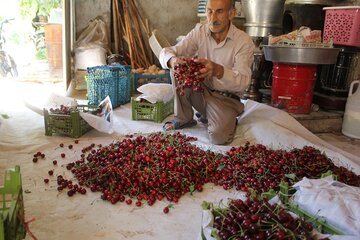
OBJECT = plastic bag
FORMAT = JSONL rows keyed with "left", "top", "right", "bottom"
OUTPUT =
{"left": 136, "top": 83, "right": 174, "bottom": 104}
{"left": 80, "top": 96, "right": 114, "bottom": 134}
{"left": 75, "top": 18, "right": 109, "bottom": 70}
{"left": 293, "top": 177, "right": 360, "bottom": 237}
{"left": 75, "top": 18, "right": 109, "bottom": 49}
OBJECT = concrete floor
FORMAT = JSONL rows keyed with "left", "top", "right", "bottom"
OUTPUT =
{"left": 316, "top": 132, "right": 360, "bottom": 157}
{"left": 292, "top": 110, "right": 360, "bottom": 157}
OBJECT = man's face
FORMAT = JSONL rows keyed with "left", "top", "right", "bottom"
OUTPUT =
{"left": 206, "top": 0, "right": 235, "bottom": 34}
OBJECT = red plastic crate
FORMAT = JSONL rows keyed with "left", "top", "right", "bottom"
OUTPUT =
{"left": 323, "top": 6, "right": 360, "bottom": 47}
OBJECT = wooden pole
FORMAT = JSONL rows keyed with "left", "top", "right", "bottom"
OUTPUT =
{"left": 116, "top": 0, "right": 126, "bottom": 54}
{"left": 129, "top": 0, "right": 150, "bottom": 36}
{"left": 112, "top": 0, "right": 119, "bottom": 54}
{"left": 117, "top": 0, "right": 156, "bottom": 68}
{"left": 129, "top": 1, "right": 149, "bottom": 67}
{"left": 123, "top": 0, "right": 135, "bottom": 68}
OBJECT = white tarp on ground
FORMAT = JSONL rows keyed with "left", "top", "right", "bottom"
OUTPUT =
{"left": 1, "top": 85, "right": 360, "bottom": 239}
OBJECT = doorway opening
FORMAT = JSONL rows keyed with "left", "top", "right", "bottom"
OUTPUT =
{"left": 0, "top": 0, "right": 71, "bottom": 113}
{"left": 0, "top": 0, "right": 65, "bottom": 83}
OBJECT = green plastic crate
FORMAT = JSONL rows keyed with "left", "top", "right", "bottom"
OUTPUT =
{"left": 44, "top": 105, "right": 98, "bottom": 138}
{"left": 131, "top": 97, "right": 174, "bottom": 123}
{"left": 0, "top": 166, "right": 26, "bottom": 240}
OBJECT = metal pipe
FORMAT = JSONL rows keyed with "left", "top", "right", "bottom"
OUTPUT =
{"left": 62, "top": 0, "right": 76, "bottom": 90}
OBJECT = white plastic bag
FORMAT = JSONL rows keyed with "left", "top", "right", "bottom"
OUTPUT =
{"left": 75, "top": 18, "right": 109, "bottom": 70}
{"left": 80, "top": 96, "right": 114, "bottom": 134}
{"left": 75, "top": 18, "right": 109, "bottom": 49}
{"left": 136, "top": 83, "right": 174, "bottom": 104}
{"left": 292, "top": 177, "right": 360, "bottom": 237}
{"left": 75, "top": 47, "right": 107, "bottom": 70}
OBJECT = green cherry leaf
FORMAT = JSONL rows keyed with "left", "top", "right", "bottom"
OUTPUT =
{"left": 216, "top": 164, "right": 225, "bottom": 171}
{"left": 285, "top": 173, "right": 296, "bottom": 180}
{"left": 189, "top": 185, "right": 195, "bottom": 195}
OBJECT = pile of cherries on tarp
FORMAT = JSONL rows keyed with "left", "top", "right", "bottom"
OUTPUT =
{"left": 35, "top": 132, "right": 359, "bottom": 238}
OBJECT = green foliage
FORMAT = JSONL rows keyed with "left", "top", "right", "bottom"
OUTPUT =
{"left": 9, "top": 32, "right": 21, "bottom": 45}
{"left": 19, "top": 0, "right": 61, "bottom": 18}
{"left": 35, "top": 47, "right": 47, "bottom": 60}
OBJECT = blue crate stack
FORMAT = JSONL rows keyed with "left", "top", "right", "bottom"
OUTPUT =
{"left": 87, "top": 65, "right": 131, "bottom": 108}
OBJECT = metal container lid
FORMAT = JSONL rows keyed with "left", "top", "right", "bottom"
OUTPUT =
{"left": 285, "top": 0, "right": 343, "bottom": 5}
{"left": 263, "top": 45, "right": 340, "bottom": 64}
{"left": 323, "top": 6, "right": 360, "bottom": 10}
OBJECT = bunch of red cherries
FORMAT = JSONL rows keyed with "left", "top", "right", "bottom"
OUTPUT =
{"left": 173, "top": 58, "right": 205, "bottom": 96}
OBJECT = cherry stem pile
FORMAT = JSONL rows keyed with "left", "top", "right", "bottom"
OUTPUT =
{"left": 173, "top": 57, "right": 205, "bottom": 96}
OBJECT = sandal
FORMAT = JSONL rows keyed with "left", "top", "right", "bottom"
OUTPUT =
{"left": 195, "top": 112, "right": 208, "bottom": 124}
{"left": 162, "top": 119, "right": 197, "bottom": 131}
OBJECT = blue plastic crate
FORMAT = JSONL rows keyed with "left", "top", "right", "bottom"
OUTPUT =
{"left": 87, "top": 65, "right": 131, "bottom": 107}
{"left": 132, "top": 70, "right": 171, "bottom": 93}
